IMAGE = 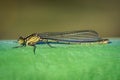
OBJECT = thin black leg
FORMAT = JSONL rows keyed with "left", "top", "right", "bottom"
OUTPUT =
{"left": 33, "top": 45, "right": 36, "bottom": 55}
{"left": 13, "top": 43, "right": 26, "bottom": 48}
{"left": 45, "top": 39, "right": 54, "bottom": 48}
{"left": 13, "top": 45, "right": 24, "bottom": 48}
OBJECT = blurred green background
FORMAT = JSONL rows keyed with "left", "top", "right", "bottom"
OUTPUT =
{"left": 0, "top": 0, "right": 120, "bottom": 39}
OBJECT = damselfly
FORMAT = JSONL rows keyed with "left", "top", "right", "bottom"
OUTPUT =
{"left": 13, "top": 30, "right": 109, "bottom": 54}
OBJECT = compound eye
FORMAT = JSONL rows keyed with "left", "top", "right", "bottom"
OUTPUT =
{"left": 18, "top": 36, "right": 25, "bottom": 45}
{"left": 18, "top": 36, "right": 24, "bottom": 40}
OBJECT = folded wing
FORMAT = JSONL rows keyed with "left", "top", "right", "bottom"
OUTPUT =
{"left": 39, "top": 30, "right": 102, "bottom": 42}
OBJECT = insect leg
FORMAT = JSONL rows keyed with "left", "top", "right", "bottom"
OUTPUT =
{"left": 28, "top": 42, "right": 37, "bottom": 55}
{"left": 32, "top": 45, "right": 36, "bottom": 55}
{"left": 44, "top": 39, "right": 54, "bottom": 48}
{"left": 13, "top": 45, "right": 25, "bottom": 48}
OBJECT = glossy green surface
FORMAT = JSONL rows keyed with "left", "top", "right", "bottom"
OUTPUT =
{"left": 0, "top": 38, "right": 120, "bottom": 80}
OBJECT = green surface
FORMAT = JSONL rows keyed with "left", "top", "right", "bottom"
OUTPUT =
{"left": 0, "top": 38, "right": 120, "bottom": 80}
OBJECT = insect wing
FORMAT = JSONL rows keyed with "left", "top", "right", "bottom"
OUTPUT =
{"left": 39, "top": 30, "right": 102, "bottom": 42}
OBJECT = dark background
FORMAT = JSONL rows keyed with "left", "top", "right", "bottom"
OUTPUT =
{"left": 0, "top": 0, "right": 120, "bottom": 39}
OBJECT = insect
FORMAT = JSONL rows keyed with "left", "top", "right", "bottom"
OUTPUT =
{"left": 14, "top": 30, "right": 109, "bottom": 54}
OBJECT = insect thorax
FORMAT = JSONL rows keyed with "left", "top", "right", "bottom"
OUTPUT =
{"left": 25, "top": 33, "right": 42, "bottom": 46}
